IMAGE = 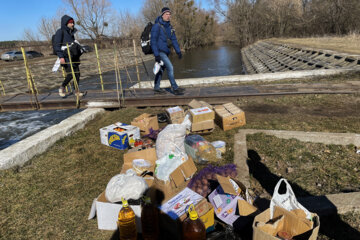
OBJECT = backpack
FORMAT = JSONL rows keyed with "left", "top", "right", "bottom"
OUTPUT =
{"left": 140, "top": 22, "right": 173, "bottom": 55}
{"left": 140, "top": 22, "right": 153, "bottom": 55}
{"left": 52, "top": 29, "right": 64, "bottom": 55}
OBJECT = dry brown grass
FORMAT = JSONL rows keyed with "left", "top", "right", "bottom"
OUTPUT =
{"left": 268, "top": 33, "right": 360, "bottom": 55}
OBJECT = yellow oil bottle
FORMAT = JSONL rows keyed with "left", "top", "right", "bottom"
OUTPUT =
{"left": 118, "top": 198, "right": 137, "bottom": 240}
{"left": 182, "top": 204, "right": 206, "bottom": 240}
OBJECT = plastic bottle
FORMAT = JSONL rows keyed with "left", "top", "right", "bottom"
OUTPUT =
{"left": 118, "top": 198, "right": 137, "bottom": 240}
{"left": 182, "top": 204, "right": 206, "bottom": 240}
{"left": 141, "top": 196, "right": 159, "bottom": 240}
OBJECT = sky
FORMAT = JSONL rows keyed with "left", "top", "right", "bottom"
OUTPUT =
{"left": 0, "top": 0, "right": 211, "bottom": 41}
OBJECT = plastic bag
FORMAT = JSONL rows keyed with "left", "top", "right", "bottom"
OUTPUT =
{"left": 184, "top": 135, "right": 217, "bottom": 163}
{"left": 132, "top": 159, "right": 152, "bottom": 174}
{"left": 156, "top": 114, "right": 191, "bottom": 159}
{"left": 155, "top": 149, "right": 188, "bottom": 181}
{"left": 105, "top": 169, "right": 148, "bottom": 202}
{"left": 270, "top": 178, "right": 312, "bottom": 219}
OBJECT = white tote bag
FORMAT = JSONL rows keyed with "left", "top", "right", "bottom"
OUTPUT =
{"left": 270, "top": 178, "right": 312, "bottom": 219}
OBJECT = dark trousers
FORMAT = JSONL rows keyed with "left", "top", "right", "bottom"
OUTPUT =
{"left": 62, "top": 64, "right": 80, "bottom": 88}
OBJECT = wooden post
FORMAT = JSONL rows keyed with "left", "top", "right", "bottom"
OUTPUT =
{"left": 133, "top": 39, "right": 141, "bottom": 88}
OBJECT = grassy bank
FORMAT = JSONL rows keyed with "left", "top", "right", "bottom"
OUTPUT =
{"left": 1, "top": 91, "right": 359, "bottom": 239}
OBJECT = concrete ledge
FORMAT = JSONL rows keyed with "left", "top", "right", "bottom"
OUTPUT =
{"left": 131, "top": 68, "right": 357, "bottom": 89}
{"left": 233, "top": 129, "right": 360, "bottom": 215}
{"left": 0, "top": 108, "right": 105, "bottom": 170}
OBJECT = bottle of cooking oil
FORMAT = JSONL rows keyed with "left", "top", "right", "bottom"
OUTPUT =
{"left": 118, "top": 198, "right": 137, "bottom": 240}
{"left": 141, "top": 196, "right": 159, "bottom": 240}
{"left": 182, "top": 204, "right": 206, "bottom": 240}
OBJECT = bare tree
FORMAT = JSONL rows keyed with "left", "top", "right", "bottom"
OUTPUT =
{"left": 63, "top": 0, "right": 112, "bottom": 39}
{"left": 111, "top": 10, "right": 143, "bottom": 39}
{"left": 23, "top": 28, "right": 40, "bottom": 42}
{"left": 142, "top": 0, "right": 169, "bottom": 23}
{"left": 38, "top": 17, "right": 60, "bottom": 41}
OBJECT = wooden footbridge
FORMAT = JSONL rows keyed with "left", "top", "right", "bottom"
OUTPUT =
{"left": 1, "top": 41, "right": 359, "bottom": 112}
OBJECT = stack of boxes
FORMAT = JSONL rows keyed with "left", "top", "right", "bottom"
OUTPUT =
{"left": 188, "top": 100, "right": 215, "bottom": 133}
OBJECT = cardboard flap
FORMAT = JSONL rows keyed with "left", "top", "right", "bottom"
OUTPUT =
{"left": 170, "top": 168, "right": 185, "bottom": 187}
{"left": 238, "top": 199, "right": 257, "bottom": 216}
{"left": 273, "top": 206, "right": 313, "bottom": 236}
{"left": 122, "top": 148, "right": 157, "bottom": 173}
{"left": 257, "top": 215, "right": 285, "bottom": 236}
{"left": 88, "top": 198, "right": 98, "bottom": 220}
{"left": 170, "top": 158, "right": 197, "bottom": 187}
{"left": 180, "top": 157, "right": 197, "bottom": 178}
{"left": 216, "top": 174, "right": 241, "bottom": 195}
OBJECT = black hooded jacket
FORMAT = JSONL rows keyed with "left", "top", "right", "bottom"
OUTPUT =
{"left": 54, "top": 15, "right": 78, "bottom": 59}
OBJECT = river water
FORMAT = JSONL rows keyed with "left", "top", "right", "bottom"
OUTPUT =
{"left": 0, "top": 44, "right": 243, "bottom": 150}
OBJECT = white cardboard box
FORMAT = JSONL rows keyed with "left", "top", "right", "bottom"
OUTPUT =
{"left": 88, "top": 191, "right": 142, "bottom": 232}
{"left": 99, "top": 123, "right": 140, "bottom": 150}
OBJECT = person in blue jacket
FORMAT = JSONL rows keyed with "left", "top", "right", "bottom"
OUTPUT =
{"left": 54, "top": 15, "right": 83, "bottom": 97}
{"left": 151, "top": 7, "right": 185, "bottom": 95}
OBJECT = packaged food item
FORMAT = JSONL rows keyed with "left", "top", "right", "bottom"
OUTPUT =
{"left": 132, "top": 159, "right": 152, "bottom": 175}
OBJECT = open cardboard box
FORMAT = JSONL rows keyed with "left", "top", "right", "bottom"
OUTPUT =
{"left": 121, "top": 147, "right": 157, "bottom": 187}
{"left": 208, "top": 175, "right": 257, "bottom": 229}
{"left": 252, "top": 206, "right": 320, "bottom": 240}
{"left": 131, "top": 113, "right": 159, "bottom": 135}
{"left": 148, "top": 156, "right": 197, "bottom": 204}
{"left": 88, "top": 191, "right": 142, "bottom": 232}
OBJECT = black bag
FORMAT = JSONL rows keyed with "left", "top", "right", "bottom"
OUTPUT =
{"left": 141, "top": 22, "right": 153, "bottom": 55}
{"left": 66, "top": 42, "right": 84, "bottom": 59}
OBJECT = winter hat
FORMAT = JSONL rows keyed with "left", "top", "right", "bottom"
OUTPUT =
{"left": 161, "top": 7, "right": 171, "bottom": 15}
{"left": 67, "top": 19, "right": 74, "bottom": 24}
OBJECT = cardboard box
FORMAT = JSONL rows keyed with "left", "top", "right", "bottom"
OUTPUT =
{"left": 159, "top": 187, "right": 210, "bottom": 221}
{"left": 189, "top": 107, "right": 215, "bottom": 124}
{"left": 214, "top": 103, "right": 246, "bottom": 131}
{"left": 208, "top": 175, "right": 257, "bottom": 226}
{"left": 166, "top": 106, "right": 185, "bottom": 124}
{"left": 188, "top": 99, "right": 213, "bottom": 110}
{"left": 148, "top": 157, "right": 197, "bottom": 204}
{"left": 191, "top": 119, "right": 214, "bottom": 132}
{"left": 131, "top": 113, "right": 159, "bottom": 135}
{"left": 252, "top": 206, "right": 320, "bottom": 240}
{"left": 121, "top": 147, "right": 157, "bottom": 187}
{"left": 88, "top": 191, "right": 142, "bottom": 232}
{"left": 100, "top": 123, "right": 140, "bottom": 150}
{"left": 199, "top": 202, "right": 215, "bottom": 232}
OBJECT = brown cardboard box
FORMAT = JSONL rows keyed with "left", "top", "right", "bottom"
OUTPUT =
{"left": 166, "top": 106, "right": 185, "bottom": 124}
{"left": 131, "top": 113, "right": 159, "bottom": 135}
{"left": 189, "top": 107, "right": 215, "bottom": 123}
{"left": 214, "top": 102, "right": 246, "bottom": 131}
{"left": 252, "top": 206, "right": 320, "bottom": 240}
{"left": 188, "top": 99, "right": 213, "bottom": 110}
{"left": 148, "top": 157, "right": 197, "bottom": 204}
{"left": 191, "top": 119, "right": 214, "bottom": 132}
{"left": 121, "top": 148, "right": 157, "bottom": 186}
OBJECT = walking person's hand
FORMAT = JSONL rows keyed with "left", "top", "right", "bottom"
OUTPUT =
{"left": 177, "top": 52, "right": 182, "bottom": 59}
{"left": 155, "top": 55, "right": 161, "bottom": 63}
{"left": 60, "top": 58, "right": 65, "bottom": 64}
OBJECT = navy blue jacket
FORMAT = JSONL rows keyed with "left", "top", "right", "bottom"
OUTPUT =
{"left": 54, "top": 15, "right": 78, "bottom": 59}
{"left": 150, "top": 16, "right": 181, "bottom": 57}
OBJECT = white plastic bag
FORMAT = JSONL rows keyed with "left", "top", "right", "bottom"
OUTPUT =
{"left": 105, "top": 169, "right": 148, "bottom": 202}
{"left": 155, "top": 148, "right": 188, "bottom": 181}
{"left": 132, "top": 159, "right": 152, "bottom": 174}
{"left": 156, "top": 114, "right": 191, "bottom": 159}
{"left": 270, "top": 178, "right": 312, "bottom": 219}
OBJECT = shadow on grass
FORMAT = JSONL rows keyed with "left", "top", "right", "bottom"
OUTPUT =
{"left": 248, "top": 149, "right": 360, "bottom": 240}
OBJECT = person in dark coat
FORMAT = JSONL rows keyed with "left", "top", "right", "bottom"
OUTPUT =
{"left": 150, "top": 7, "right": 185, "bottom": 95}
{"left": 54, "top": 15, "right": 83, "bottom": 97}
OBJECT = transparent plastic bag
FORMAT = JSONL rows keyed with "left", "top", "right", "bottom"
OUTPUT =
{"left": 156, "top": 114, "right": 191, "bottom": 159}
{"left": 184, "top": 135, "right": 217, "bottom": 163}
{"left": 105, "top": 169, "right": 148, "bottom": 202}
{"left": 132, "top": 159, "right": 152, "bottom": 175}
{"left": 155, "top": 148, "right": 188, "bottom": 181}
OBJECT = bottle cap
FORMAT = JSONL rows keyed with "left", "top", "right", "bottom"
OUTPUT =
{"left": 121, "top": 197, "right": 129, "bottom": 207}
{"left": 188, "top": 204, "right": 198, "bottom": 220}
